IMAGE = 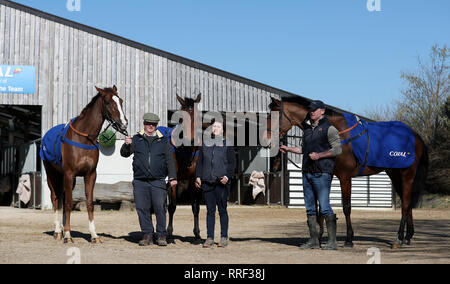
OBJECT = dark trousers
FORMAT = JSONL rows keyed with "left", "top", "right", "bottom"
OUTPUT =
{"left": 203, "top": 182, "right": 229, "bottom": 239}
{"left": 133, "top": 179, "right": 167, "bottom": 238}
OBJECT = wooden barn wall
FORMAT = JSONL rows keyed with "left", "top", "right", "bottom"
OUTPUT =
{"left": 0, "top": 4, "right": 280, "bottom": 139}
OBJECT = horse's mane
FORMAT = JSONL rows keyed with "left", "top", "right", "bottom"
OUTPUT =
{"left": 268, "top": 101, "right": 280, "bottom": 110}
{"left": 79, "top": 93, "right": 102, "bottom": 117}
{"left": 79, "top": 88, "right": 116, "bottom": 117}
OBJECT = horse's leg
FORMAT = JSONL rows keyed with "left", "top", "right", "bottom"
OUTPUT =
{"left": 339, "top": 176, "right": 354, "bottom": 247}
{"left": 192, "top": 184, "right": 202, "bottom": 244}
{"left": 52, "top": 193, "right": 63, "bottom": 240}
{"left": 399, "top": 167, "right": 416, "bottom": 247}
{"left": 44, "top": 162, "right": 64, "bottom": 240}
{"left": 386, "top": 169, "right": 405, "bottom": 249}
{"left": 167, "top": 183, "right": 177, "bottom": 244}
{"left": 63, "top": 172, "right": 75, "bottom": 243}
{"left": 84, "top": 171, "right": 101, "bottom": 244}
{"left": 167, "top": 152, "right": 178, "bottom": 244}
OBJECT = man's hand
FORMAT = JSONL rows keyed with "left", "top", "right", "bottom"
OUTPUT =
{"left": 125, "top": 136, "right": 132, "bottom": 145}
{"left": 280, "top": 145, "right": 302, "bottom": 154}
{"left": 220, "top": 176, "right": 228, "bottom": 185}
{"left": 169, "top": 179, "right": 177, "bottom": 187}
{"left": 280, "top": 145, "right": 289, "bottom": 153}
{"left": 309, "top": 152, "right": 321, "bottom": 160}
{"left": 195, "top": 178, "right": 201, "bottom": 189}
{"left": 309, "top": 151, "right": 333, "bottom": 161}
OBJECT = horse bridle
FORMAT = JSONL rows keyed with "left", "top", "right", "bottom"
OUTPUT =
{"left": 267, "top": 101, "right": 297, "bottom": 138}
{"left": 69, "top": 95, "right": 128, "bottom": 139}
{"left": 101, "top": 95, "right": 129, "bottom": 136}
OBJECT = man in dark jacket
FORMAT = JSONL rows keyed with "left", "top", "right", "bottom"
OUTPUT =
{"left": 280, "top": 100, "right": 342, "bottom": 250}
{"left": 121, "top": 113, "right": 177, "bottom": 246}
{"left": 195, "top": 121, "right": 236, "bottom": 248}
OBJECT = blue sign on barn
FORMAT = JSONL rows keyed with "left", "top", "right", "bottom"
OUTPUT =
{"left": 0, "top": 65, "right": 35, "bottom": 94}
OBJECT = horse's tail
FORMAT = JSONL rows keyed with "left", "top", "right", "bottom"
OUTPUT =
{"left": 411, "top": 133, "right": 429, "bottom": 208}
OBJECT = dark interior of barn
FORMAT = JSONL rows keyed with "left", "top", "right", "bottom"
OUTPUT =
{"left": 0, "top": 105, "right": 42, "bottom": 207}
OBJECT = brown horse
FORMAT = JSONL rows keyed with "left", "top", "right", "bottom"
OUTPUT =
{"left": 42, "top": 86, "right": 128, "bottom": 243}
{"left": 166, "top": 93, "right": 203, "bottom": 244}
{"left": 266, "top": 98, "right": 428, "bottom": 248}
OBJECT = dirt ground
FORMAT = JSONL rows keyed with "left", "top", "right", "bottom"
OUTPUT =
{"left": 0, "top": 205, "right": 449, "bottom": 264}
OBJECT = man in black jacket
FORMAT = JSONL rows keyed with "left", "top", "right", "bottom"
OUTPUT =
{"left": 195, "top": 121, "right": 236, "bottom": 248}
{"left": 121, "top": 113, "right": 177, "bottom": 246}
{"left": 280, "top": 100, "right": 342, "bottom": 250}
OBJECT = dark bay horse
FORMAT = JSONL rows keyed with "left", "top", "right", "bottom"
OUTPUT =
{"left": 41, "top": 86, "right": 128, "bottom": 243}
{"left": 266, "top": 98, "right": 428, "bottom": 248}
{"left": 166, "top": 93, "right": 203, "bottom": 244}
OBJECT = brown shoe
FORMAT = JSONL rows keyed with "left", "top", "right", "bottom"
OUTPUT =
{"left": 139, "top": 234, "right": 152, "bottom": 246}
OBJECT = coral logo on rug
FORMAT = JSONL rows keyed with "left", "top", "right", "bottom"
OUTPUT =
{"left": 0, "top": 65, "right": 35, "bottom": 94}
{"left": 389, "top": 151, "right": 410, "bottom": 157}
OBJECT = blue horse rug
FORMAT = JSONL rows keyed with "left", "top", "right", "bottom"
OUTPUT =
{"left": 341, "top": 113, "right": 415, "bottom": 175}
{"left": 40, "top": 117, "right": 99, "bottom": 168}
{"left": 157, "top": 125, "right": 200, "bottom": 159}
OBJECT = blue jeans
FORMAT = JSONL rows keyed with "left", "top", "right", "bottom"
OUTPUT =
{"left": 203, "top": 182, "right": 229, "bottom": 239}
{"left": 133, "top": 179, "right": 167, "bottom": 238}
{"left": 302, "top": 172, "right": 334, "bottom": 217}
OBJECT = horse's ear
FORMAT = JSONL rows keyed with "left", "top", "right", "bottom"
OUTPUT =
{"left": 113, "top": 85, "right": 118, "bottom": 92}
{"left": 194, "top": 93, "right": 201, "bottom": 103}
{"left": 176, "top": 94, "right": 185, "bottom": 106}
{"left": 271, "top": 97, "right": 281, "bottom": 106}
{"left": 95, "top": 86, "right": 105, "bottom": 96}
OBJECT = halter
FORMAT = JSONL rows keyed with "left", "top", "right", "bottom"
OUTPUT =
{"left": 266, "top": 101, "right": 297, "bottom": 137}
{"left": 69, "top": 95, "right": 127, "bottom": 139}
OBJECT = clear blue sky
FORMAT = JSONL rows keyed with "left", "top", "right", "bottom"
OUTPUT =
{"left": 11, "top": 0, "right": 450, "bottom": 115}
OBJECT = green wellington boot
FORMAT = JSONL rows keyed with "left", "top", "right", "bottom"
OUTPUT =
{"left": 300, "top": 215, "right": 321, "bottom": 250}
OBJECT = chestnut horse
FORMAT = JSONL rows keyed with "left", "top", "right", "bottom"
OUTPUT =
{"left": 266, "top": 98, "right": 428, "bottom": 248}
{"left": 42, "top": 86, "right": 128, "bottom": 243}
{"left": 166, "top": 93, "right": 203, "bottom": 244}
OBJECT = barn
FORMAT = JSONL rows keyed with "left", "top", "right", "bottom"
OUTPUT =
{"left": 0, "top": 0, "right": 393, "bottom": 210}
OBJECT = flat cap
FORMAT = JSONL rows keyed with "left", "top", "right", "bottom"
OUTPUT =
{"left": 308, "top": 100, "right": 326, "bottom": 111}
{"left": 143, "top": 113, "right": 160, "bottom": 123}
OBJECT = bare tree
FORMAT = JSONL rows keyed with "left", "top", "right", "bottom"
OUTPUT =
{"left": 396, "top": 44, "right": 450, "bottom": 144}
{"left": 427, "top": 96, "right": 450, "bottom": 194}
{"left": 363, "top": 103, "right": 398, "bottom": 122}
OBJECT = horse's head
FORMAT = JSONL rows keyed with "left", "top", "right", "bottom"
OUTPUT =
{"left": 95, "top": 85, "right": 129, "bottom": 136}
{"left": 263, "top": 98, "right": 292, "bottom": 141}
{"left": 176, "top": 93, "right": 201, "bottom": 141}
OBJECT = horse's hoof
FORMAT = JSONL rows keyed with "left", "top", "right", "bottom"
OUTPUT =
{"left": 344, "top": 241, "right": 354, "bottom": 248}
{"left": 64, "top": 238, "right": 74, "bottom": 244}
{"left": 391, "top": 241, "right": 402, "bottom": 249}
{"left": 54, "top": 232, "right": 63, "bottom": 240}
{"left": 167, "top": 238, "right": 176, "bottom": 244}
{"left": 91, "top": 238, "right": 102, "bottom": 244}
{"left": 192, "top": 238, "right": 203, "bottom": 245}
